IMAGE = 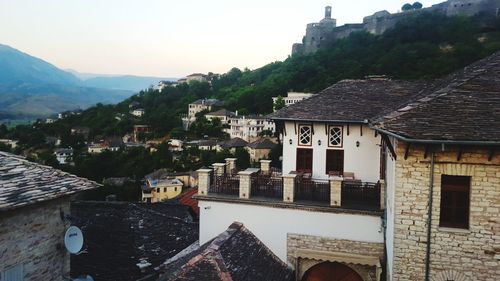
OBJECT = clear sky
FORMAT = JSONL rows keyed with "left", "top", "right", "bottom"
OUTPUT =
{"left": 0, "top": 0, "right": 444, "bottom": 77}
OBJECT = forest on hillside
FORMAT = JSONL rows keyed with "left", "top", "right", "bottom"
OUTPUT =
{"left": 1, "top": 11, "right": 499, "bottom": 200}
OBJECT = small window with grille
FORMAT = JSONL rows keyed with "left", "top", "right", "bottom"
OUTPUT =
{"left": 298, "top": 125, "right": 312, "bottom": 146}
{"left": 328, "top": 126, "right": 343, "bottom": 147}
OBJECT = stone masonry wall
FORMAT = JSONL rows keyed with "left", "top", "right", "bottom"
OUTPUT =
{"left": 0, "top": 198, "right": 70, "bottom": 281}
{"left": 288, "top": 234, "right": 384, "bottom": 281}
{"left": 391, "top": 143, "right": 499, "bottom": 281}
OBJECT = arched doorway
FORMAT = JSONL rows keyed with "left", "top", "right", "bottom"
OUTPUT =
{"left": 302, "top": 262, "right": 363, "bottom": 281}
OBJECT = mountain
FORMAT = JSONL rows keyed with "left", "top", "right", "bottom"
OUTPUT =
{"left": 66, "top": 69, "right": 177, "bottom": 92}
{"left": 0, "top": 44, "right": 134, "bottom": 119}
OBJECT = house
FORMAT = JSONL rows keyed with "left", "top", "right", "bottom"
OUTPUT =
{"left": 246, "top": 138, "right": 277, "bottom": 162}
{"left": 217, "top": 137, "right": 248, "bottom": 152}
{"left": 158, "top": 222, "right": 293, "bottom": 281}
{"left": 70, "top": 201, "right": 198, "bottom": 280}
{"left": 227, "top": 114, "right": 275, "bottom": 142}
{"left": 182, "top": 99, "right": 224, "bottom": 130}
{"left": 131, "top": 108, "right": 145, "bottom": 117}
{"left": 273, "top": 92, "right": 315, "bottom": 111}
{"left": 186, "top": 73, "right": 208, "bottom": 84}
{"left": 87, "top": 139, "right": 123, "bottom": 154}
{"left": 0, "top": 139, "right": 18, "bottom": 149}
{"left": 0, "top": 151, "right": 99, "bottom": 281}
{"left": 129, "top": 101, "right": 140, "bottom": 109}
{"left": 168, "top": 139, "right": 184, "bottom": 152}
{"left": 54, "top": 148, "right": 73, "bottom": 164}
{"left": 142, "top": 170, "right": 185, "bottom": 203}
{"left": 198, "top": 139, "right": 219, "bottom": 151}
{"left": 204, "top": 109, "right": 235, "bottom": 125}
{"left": 195, "top": 53, "right": 500, "bottom": 281}
{"left": 179, "top": 188, "right": 199, "bottom": 217}
{"left": 133, "top": 125, "right": 151, "bottom": 142}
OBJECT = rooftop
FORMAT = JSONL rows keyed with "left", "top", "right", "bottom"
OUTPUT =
{"left": 0, "top": 151, "right": 99, "bottom": 212}
{"left": 268, "top": 79, "right": 432, "bottom": 123}
{"left": 191, "top": 99, "right": 223, "bottom": 106}
{"left": 247, "top": 138, "right": 277, "bottom": 149}
{"left": 219, "top": 138, "right": 248, "bottom": 149}
{"left": 158, "top": 222, "right": 293, "bottom": 281}
{"left": 205, "top": 109, "right": 235, "bottom": 117}
{"left": 71, "top": 201, "right": 198, "bottom": 281}
{"left": 374, "top": 52, "right": 500, "bottom": 142}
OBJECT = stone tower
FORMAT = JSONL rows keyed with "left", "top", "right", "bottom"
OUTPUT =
{"left": 325, "top": 6, "right": 332, "bottom": 18}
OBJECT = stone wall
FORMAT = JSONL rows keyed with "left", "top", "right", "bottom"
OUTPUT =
{"left": 0, "top": 198, "right": 70, "bottom": 281}
{"left": 390, "top": 142, "right": 499, "bottom": 280}
{"left": 288, "top": 233, "right": 384, "bottom": 281}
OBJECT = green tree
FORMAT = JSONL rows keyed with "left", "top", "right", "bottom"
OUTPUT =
{"left": 273, "top": 95, "right": 286, "bottom": 111}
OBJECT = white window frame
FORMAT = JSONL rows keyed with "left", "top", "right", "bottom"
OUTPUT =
{"left": 328, "top": 125, "right": 343, "bottom": 148}
{"left": 298, "top": 124, "right": 313, "bottom": 146}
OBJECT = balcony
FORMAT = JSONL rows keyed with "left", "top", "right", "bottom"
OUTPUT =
{"left": 197, "top": 160, "right": 384, "bottom": 214}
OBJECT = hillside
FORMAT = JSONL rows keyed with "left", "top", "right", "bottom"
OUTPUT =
{"left": 0, "top": 45, "right": 150, "bottom": 119}
{"left": 6, "top": 12, "right": 500, "bottom": 142}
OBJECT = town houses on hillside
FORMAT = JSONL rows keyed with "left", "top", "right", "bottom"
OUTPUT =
{"left": 193, "top": 52, "right": 500, "bottom": 281}
{"left": 181, "top": 98, "right": 224, "bottom": 130}
{"left": 273, "top": 92, "right": 315, "bottom": 111}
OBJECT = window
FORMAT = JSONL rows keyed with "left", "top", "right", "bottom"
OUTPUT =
{"left": 328, "top": 126, "right": 343, "bottom": 147}
{"left": 164, "top": 187, "right": 167, "bottom": 192}
{"left": 298, "top": 125, "right": 312, "bottom": 146}
{"left": 2, "top": 264, "right": 24, "bottom": 281}
{"left": 156, "top": 188, "right": 160, "bottom": 193}
{"left": 440, "top": 175, "right": 470, "bottom": 229}
{"left": 326, "top": 150, "right": 344, "bottom": 175}
{"left": 296, "top": 148, "right": 313, "bottom": 173}
{"left": 175, "top": 187, "right": 178, "bottom": 192}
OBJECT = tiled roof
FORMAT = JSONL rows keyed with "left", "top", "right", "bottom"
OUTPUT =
{"left": 158, "top": 222, "right": 293, "bottom": 281}
{"left": 191, "top": 99, "right": 223, "bottom": 106}
{"left": 374, "top": 52, "right": 500, "bottom": 142}
{"left": 268, "top": 79, "right": 431, "bottom": 123}
{"left": 71, "top": 201, "right": 198, "bottom": 281}
{"left": 179, "top": 188, "right": 199, "bottom": 217}
{"left": 247, "top": 138, "right": 277, "bottom": 149}
{"left": 0, "top": 152, "right": 99, "bottom": 212}
{"left": 219, "top": 138, "right": 248, "bottom": 149}
{"left": 205, "top": 109, "right": 235, "bottom": 117}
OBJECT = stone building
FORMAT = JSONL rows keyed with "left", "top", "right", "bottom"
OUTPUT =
{"left": 0, "top": 151, "right": 99, "bottom": 281}
{"left": 195, "top": 52, "right": 500, "bottom": 280}
{"left": 292, "top": 0, "right": 500, "bottom": 55}
{"left": 227, "top": 114, "right": 275, "bottom": 142}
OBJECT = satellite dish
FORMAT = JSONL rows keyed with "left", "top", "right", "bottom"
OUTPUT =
{"left": 64, "top": 226, "right": 84, "bottom": 254}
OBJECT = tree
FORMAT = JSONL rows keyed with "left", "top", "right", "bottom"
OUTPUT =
{"left": 273, "top": 95, "right": 286, "bottom": 111}
{"left": 402, "top": 3, "right": 413, "bottom": 11}
{"left": 412, "top": 2, "right": 423, "bottom": 9}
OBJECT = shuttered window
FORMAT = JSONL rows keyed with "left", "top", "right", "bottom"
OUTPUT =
{"left": 440, "top": 175, "right": 470, "bottom": 229}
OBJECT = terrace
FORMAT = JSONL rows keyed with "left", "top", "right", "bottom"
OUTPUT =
{"left": 197, "top": 159, "right": 384, "bottom": 213}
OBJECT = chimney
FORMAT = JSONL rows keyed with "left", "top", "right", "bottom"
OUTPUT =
{"left": 235, "top": 110, "right": 238, "bottom": 116}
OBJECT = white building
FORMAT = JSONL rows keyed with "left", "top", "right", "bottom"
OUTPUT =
{"left": 182, "top": 99, "right": 223, "bottom": 130}
{"left": 186, "top": 73, "right": 208, "bottom": 83}
{"left": 227, "top": 115, "right": 275, "bottom": 142}
{"left": 272, "top": 92, "right": 315, "bottom": 111}
{"left": 53, "top": 148, "right": 73, "bottom": 164}
{"left": 204, "top": 109, "right": 235, "bottom": 125}
{"left": 131, "top": 108, "right": 145, "bottom": 117}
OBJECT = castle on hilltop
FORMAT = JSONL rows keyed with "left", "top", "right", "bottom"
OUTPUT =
{"left": 292, "top": 0, "right": 500, "bottom": 55}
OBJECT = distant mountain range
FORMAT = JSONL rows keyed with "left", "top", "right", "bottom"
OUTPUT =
{"left": 0, "top": 44, "right": 176, "bottom": 119}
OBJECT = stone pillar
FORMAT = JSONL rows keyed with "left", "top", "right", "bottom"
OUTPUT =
{"left": 260, "top": 160, "right": 272, "bottom": 175}
{"left": 379, "top": 179, "right": 386, "bottom": 210}
{"left": 283, "top": 174, "right": 297, "bottom": 203}
{"left": 213, "top": 163, "right": 226, "bottom": 175}
{"left": 238, "top": 170, "right": 254, "bottom": 199}
{"left": 197, "top": 169, "right": 212, "bottom": 196}
{"left": 330, "top": 176, "right": 342, "bottom": 207}
{"left": 225, "top": 158, "right": 237, "bottom": 174}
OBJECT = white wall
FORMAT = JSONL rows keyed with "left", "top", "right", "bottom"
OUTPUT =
{"left": 199, "top": 201, "right": 384, "bottom": 263}
{"left": 282, "top": 122, "right": 381, "bottom": 182}
{"left": 384, "top": 137, "right": 397, "bottom": 281}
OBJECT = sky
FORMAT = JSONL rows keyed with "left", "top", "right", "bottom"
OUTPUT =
{"left": 0, "top": 0, "right": 444, "bottom": 77}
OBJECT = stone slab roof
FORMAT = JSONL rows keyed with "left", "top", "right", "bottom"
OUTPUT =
{"left": 191, "top": 99, "right": 223, "bottom": 106}
{"left": 205, "top": 109, "right": 235, "bottom": 117}
{"left": 268, "top": 78, "right": 432, "bottom": 123}
{"left": 158, "top": 222, "right": 293, "bottom": 281}
{"left": 219, "top": 138, "right": 248, "bottom": 149}
{"left": 0, "top": 152, "right": 99, "bottom": 212}
{"left": 374, "top": 52, "right": 500, "bottom": 142}
{"left": 247, "top": 138, "right": 277, "bottom": 149}
{"left": 71, "top": 201, "right": 198, "bottom": 281}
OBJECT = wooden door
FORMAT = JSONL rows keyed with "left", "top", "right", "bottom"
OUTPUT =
{"left": 296, "top": 148, "right": 313, "bottom": 173}
{"left": 302, "top": 262, "right": 363, "bottom": 281}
